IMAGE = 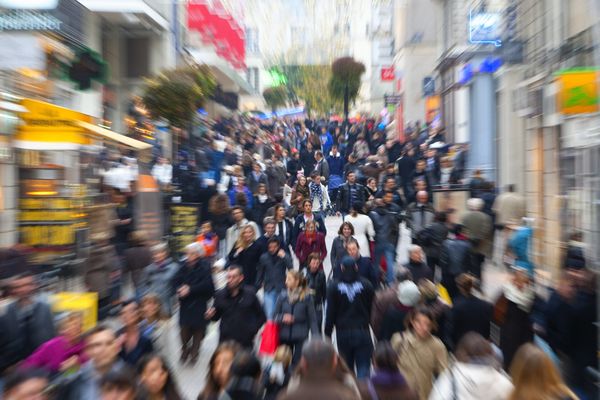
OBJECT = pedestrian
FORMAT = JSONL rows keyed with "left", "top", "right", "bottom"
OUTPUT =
{"left": 112, "top": 188, "right": 134, "bottom": 255}
{"left": 450, "top": 274, "right": 493, "bottom": 347}
{"left": 206, "top": 265, "right": 266, "bottom": 348}
{"left": 144, "top": 243, "right": 179, "bottom": 316}
{"left": 343, "top": 201, "right": 375, "bottom": 258}
{"left": 289, "top": 175, "right": 310, "bottom": 218}
{"left": 228, "top": 177, "right": 254, "bottom": 207}
{"left": 391, "top": 307, "right": 448, "bottom": 400}
{"left": 273, "top": 204, "right": 293, "bottom": 251}
{"left": 225, "top": 206, "right": 260, "bottom": 253}
{"left": 139, "top": 294, "right": 171, "bottom": 359}
{"left": 330, "top": 221, "right": 354, "bottom": 271}
{"left": 507, "top": 218, "right": 535, "bottom": 276}
{"left": 313, "top": 150, "right": 330, "bottom": 186}
{"left": 266, "top": 158, "right": 288, "bottom": 198}
{"left": 420, "top": 211, "right": 449, "bottom": 273}
{"left": 86, "top": 232, "right": 119, "bottom": 320}
{"left": 255, "top": 218, "right": 277, "bottom": 254}
{"left": 405, "top": 245, "right": 433, "bottom": 283}
{"left": 439, "top": 224, "right": 472, "bottom": 301}
{"left": 406, "top": 191, "right": 436, "bottom": 245}
{"left": 3, "top": 273, "right": 56, "bottom": 366}
{"left": 494, "top": 269, "right": 535, "bottom": 369}
{"left": 172, "top": 242, "right": 215, "bottom": 365}
{"left": 468, "top": 169, "right": 487, "bottom": 199}
{"left": 418, "top": 280, "right": 452, "bottom": 349}
{"left": 252, "top": 183, "right": 275, "bottom": 225}
{"left": 461, "top": 198, "right": 493, "bottom": 280}
{"left": 336, "top": 171, "right": 368, "bottom": 216}
{"left": 207, "top": 194, "right": 232, "bottom": 258}
{"left": 198, "top": 341, "right": 241, "bottom": 400}
{"left": 217, "top": 351, "right": 262, "bottom": 400}
{"left": 2, "top": 369, "right": 49, "bottom": 400}
{"left": 429, "top": 332, "right": 513, "bottom": 400}
{"left": 332, "top": 238, "right": 379, "bottom": 288}
{"left": 21, "top": 312, "right": 86, "bottom": 375}
{"left": 291, "top": 200, "right": 327, "bottom": 247}
{"left": 151, "top": 157, "right": 173, "bottom": 189}
{"left": 325, "top": 256, "right": 375, "bottom": 379}
{"left": 379, "top": 280, "right": 421, "bottom": 342}
{"left": 262, "top": 345, "right": 293, "bottom": 400}
{"left": 308, "top": 171, "right": 331, "bottom": 217}
{"left": 303, "top": 253, "right": 326, "bottom": 333}
{"left": 371, "top": 269, "right": 414, "bottom": 340}
{"left": 508, "top": 343, "right": 578, "bottom": 400}
{"left": 99, "top": 369, "right": 139, "bottom": 400}
{"left": 247, "top": 162, "right": 269, "bottom": 195}
{"left": 358, "top": 341, "right": 418, "bottom": 400}
{"left": 227, "top": 225, "right": 262, "bottom": 287}
{"left": 274, "top": 270, "right": 319, "bottom": 366}
{"left": 369, "top": 194, "right": 402, "bottom": 284}
{"left": 137, "top": 355, "right": 183, "bottom": 400}
{"left": 117, "top": 300, "right": 153, "bottom": 367}
{"left": 255, "top": 237, "right": 293, "bottom": 320}
{"left": 366, "top": 177, "right": 378, "bottom": 200}
{"left": 57, "top": 326, "right": 131, "bottom": 399}
{"left": 279, "top": 339, "right": 361, "bottom": 400}
{"left": 123, "top": 231, "right": 153, "bottom": 300}
{"left": 294, "top": 220, "right": 327, "bottom": 270}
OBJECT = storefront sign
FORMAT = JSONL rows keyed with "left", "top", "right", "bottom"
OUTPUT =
{"left": 469, "top": 10, "right": 502, "bottom": 47}
{"left": 381, "top": 66, "right": 395, "bottom": 81}
{"left": 556, "top": 69, "right": 599, "bottom": 115}
{"left": 0, "top": 0, "right": 59, "bottom": 9}
{"left": 0, "top": 10, "right": 62, "bottom": 31}
{"left": 425, "top": 95, "right": 441, "bottom": 124}
{"left": 169, "top": 203, "right": 200, "bottom": 254}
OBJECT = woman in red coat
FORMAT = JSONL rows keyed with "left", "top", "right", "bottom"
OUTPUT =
{"left": 294, "top": 220, "right": 327, "bottom": 270}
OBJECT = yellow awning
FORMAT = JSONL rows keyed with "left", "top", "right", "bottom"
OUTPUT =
{"left": 77, "top": 121, "right": 153, "bottom": 150}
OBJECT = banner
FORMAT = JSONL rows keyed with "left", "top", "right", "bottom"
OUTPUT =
{"left": 556, "top": 68, "right": 600, "bottom": 114}
{"left": 169, "top": 203, "right": 200, "bottom": 254}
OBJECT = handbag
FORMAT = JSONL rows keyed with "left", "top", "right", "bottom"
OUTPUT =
{"left": 258, "top": 320, "right": 280, "bottom": 356}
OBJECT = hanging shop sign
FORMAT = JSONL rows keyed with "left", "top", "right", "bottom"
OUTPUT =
{"left": 0, "top": 10, "right": 62, "bottom": 31}
{"left": 469, "top": 10, "right": 502, "bottom": 47}
{"left": 169, "top": 203, "right": 200, "bottom": 254}
{"left": 556, "top": 68, "right": 600, "bottom": 115}
{"left": 0, "top": 0, "right": 59, "bottom": 9}
{"left": 381, "top": 66, "right": 395, "bottom": 82}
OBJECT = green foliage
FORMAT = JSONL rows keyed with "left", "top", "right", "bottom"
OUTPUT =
{"left": 263, "top": 86, "right": 288, "bottom": 111}
{"left": 142, "top": 66, "right": 216, "bottom": 128}
{"left": 328, "top": 57, "right": 365, "bottom": 104}
{"left": 291, "top": 65, "right": 343, "bottom": 116}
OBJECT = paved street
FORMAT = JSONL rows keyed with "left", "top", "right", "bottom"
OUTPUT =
{"left": 169, "top": 216, "right": 509, "bottom": 399}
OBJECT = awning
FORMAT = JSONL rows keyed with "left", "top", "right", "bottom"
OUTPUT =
{"left": 77, "top": 121, "right": 152, "bottom": 150}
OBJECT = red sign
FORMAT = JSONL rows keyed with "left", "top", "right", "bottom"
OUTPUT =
{"left": 381, "top": 66, "right": 395, "bottom": 81}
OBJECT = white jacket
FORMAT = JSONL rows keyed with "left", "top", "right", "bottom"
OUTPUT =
{"left": 428, "top": 362, "right": 513, "bottom": 400}
{"left": 151, "top": 163, "right": 172, "bottom": 186}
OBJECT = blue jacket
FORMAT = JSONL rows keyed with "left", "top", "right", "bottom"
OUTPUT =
{"left": 320, "top": 132, "right": 333, "bottom": 154}
{"left": 326, "top": 154, "right": 345, "bottom": 177}
{"left": 228, "top": 187, "right": 254, "bottom": 207}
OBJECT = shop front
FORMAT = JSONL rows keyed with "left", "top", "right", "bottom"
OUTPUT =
{"left": 12, "top": 98, "right": 151, "bottom": 266}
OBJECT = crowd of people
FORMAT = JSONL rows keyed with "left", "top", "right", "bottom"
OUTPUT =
{"left": 0, "top": 116, "right": 597, "bottom": 400}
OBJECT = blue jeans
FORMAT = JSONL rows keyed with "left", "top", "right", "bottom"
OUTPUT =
{"left": 336, "top": 329, "right": 373, "bottom": 379}
{"left": 263, "top": 290, "right": 279, "bottom": 320}
{"left": 374, "top": 242, "right": 396, "bottom": 284}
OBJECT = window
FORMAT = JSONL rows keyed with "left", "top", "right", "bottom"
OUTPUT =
{"left": 246, "top": 67, "right": 259, "bottom": 92}
{"left": 245, "top": 27, "right": 259, "bottom": 54}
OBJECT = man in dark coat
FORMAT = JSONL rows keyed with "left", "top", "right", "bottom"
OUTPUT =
{"left": 369, "top": 193, "right": 403, "bottom": 284}
{"left": 331, "top": 239, "right": 379, "bottom": 289}
{"left": 172, "top": 243, "right": 215, "bottom": 364}
{"left": 292, "top": 200, "right": 327, "bottom": 247}
{"left": 336, "top": 171, "right": 368, "bottom": 215}
{"left": 325, "top": 256, "right": 375, "bottom": 379}
{"left": 247, "top": 162, "right": 268, "bottom": 194}
{"left": 206, "top": 265, "right": 266, "bottom": 348}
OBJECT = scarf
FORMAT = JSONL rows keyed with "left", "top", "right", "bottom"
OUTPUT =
{"left": 504, "top": 282, "right": 535, "bottom": 312}
{"left": 257, "top": 194, "right": 268, "bottom": 203}
{"left": 296, "top": 183, "right": 310, "bottom": 199}
{"left": 287, "top": 288, "right": 302, "bottom": 304}
{"left": 309, "top": 182, "right": 324, "bottom": 210}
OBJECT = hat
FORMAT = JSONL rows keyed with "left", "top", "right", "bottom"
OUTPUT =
{"left": 340, "top": 255, "right": 356, "bottom": 270}
{"left": 398, "top": 281, "right": 421, "bottom": 307}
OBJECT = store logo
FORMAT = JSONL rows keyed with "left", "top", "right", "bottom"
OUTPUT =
{"left": 0, "top": 9, "right": 62, "bottom": 31}
{"left": 469, "top": 9, "right": 502, "bottom": 47}
{"left": 0, "top": 0, "right": 59, "bottom": 9}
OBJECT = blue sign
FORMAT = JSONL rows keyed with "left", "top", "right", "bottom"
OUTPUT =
{"left": 459, "top": 63, "right": 474, "bottom": 85}
{"left": 469, "top": 9, "right": 502, "bottom": 47}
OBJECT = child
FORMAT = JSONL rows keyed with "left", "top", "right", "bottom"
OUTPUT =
{"left": 196, "top": 221, "right": 218, "bottom": 261}
{"left": 303, "top": 253, "right": 326, "bottom": 334}
{"left": 262, "top": 345, "right": 292, "bottom": 400}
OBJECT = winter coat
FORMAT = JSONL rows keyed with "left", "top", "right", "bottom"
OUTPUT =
{"left": 450, "top": 296, "right": 493, "bottom": 347}
{"left": 294, "top": 232, "right": 327, "bottom": 267}
{"left": 252, "top": 195, "right": 275, "bottom": 225}
{"left": 406, "top": 203, "right": 436, "bottom": 238}
{"left": 247, "top": 171, "right": 268, "bottom": 194}
{"left": 304, "top": 269, "right": 326, "bottom": 308}
{"left": 292, "top": 212, "right": 327, "bottom": 247}
{"left": 391, "top": 331, "right": 448, "bottom": 400}
{"left": 371, "top": 288, "right": 401, "bottom": 340}
{"left": 439, "top": 238, "right": 472, "bottom": 299}
{"left": 143, "top": 258, "right": 180, "bottom": 315}
{"left": 369, "top": 204, "right": 402, "bottom": 244}
{"left": 22, "top": 336, "right": 87, "bottom": 374}
{"left": 313, "top": 159, "right": 330, "bottom": 185}
{"left": 330, "top": 236, "right": 350, "bottom": 272}
{"left": 495, "top": 294, "right": 534, "bottom": 369}
{"left": 421, "top": 222, "right": 448, "bottom": 260}
{"left": 207, "top": 212, "right": 232, "bottom": 241}
{"left": 255, "top": 251, "right": 293, "bottom": 292}
{"left": 172, "top": 260, "right": 215, "bottom": 329}
{"left": 227, "top": 242, "right": 262, "bottom": 288}
{"left": 380, "top": 303, "right": 413, "bottom": 342}
{"left": 429, "top": 362, "right": 513, "bottom": 400}
{"left": 358, "top": 370, "right": 418, "bottom": 400}
{"left": 336, "top": 183, "right": 368, "bottom": 214}
{"left": 274, "top": 292, "right": 319, "bottom": 343}
{"left": 405, "top": 260, "right": 433, "bottom": 284}
{"left": 266, "top": 164, "right": 288, "bottom": 198}
{"left": 326, "top": 154, "right": 345, "bottom": 177}
{"left": 492, "top": 191, "right": 526, "bottom": 227}
{"left": 212, "top": 286, "right": 266, "bottom": 347}
{"left": 332, "top": 256, "right": 379, "bottom": 289}
{"left": 325, "top": 273, "right": 375, "bottom": 337}
{"left": 461, "top": 210, "right": 493, "bottom": 257}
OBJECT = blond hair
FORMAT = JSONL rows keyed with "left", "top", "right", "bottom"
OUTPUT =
{"left": 235, "top": 225, "right": 256, "bottom": 250}
{"left": 509, "top": 343, "right": 578, "bottom": 400}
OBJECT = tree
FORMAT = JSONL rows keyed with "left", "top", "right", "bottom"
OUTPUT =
{"left": 142, "top": 66, "right": 216, "bottom": 129}
{"left": 263, "top": 86, "right": 288, "bottom": 112}
{"left": 329, "top": 57, "right": 365, "bottom": 123}
{"left": 290, "top": 65, "right": 343, "bottom": 116}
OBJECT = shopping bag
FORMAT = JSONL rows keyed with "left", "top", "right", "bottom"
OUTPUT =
{"left": 258, "top": 320, "right": 280, "bottom": 356}
{"left": 436, "top": 283, "right": 452, "bottom": 306}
